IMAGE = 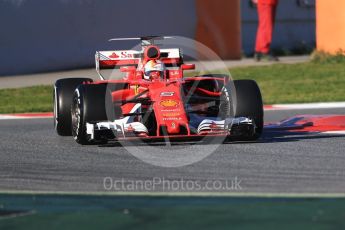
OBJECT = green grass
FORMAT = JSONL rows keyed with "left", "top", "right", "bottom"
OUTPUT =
{"left": 1, "top": 61, "right": 345, "bottom": 113}
{"left": 310, "top": 50, "right": 345, "bottom": 64}
{"left": 0, "top": 85, "right": 53, "bottom": 114}
{"left": 231, "top": 62, "right": 345, "bottom": 104}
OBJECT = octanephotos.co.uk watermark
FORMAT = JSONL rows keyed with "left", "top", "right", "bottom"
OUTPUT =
{"left": 103, "top": 177, "right": 243, "bottom": 192}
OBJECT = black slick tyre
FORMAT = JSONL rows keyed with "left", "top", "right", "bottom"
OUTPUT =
{"left": 71, "top": 84, "right": 114, "bottom": 145}
{"left": 233, "top": 79, "right": 264, "bottom": 140}
{"left": 54, "top": 78, "right": 93, "bottom": 136}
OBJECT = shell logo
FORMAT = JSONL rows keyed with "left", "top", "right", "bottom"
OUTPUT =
{"left": 160, "top": 100, "right": 179, "bottom": 107}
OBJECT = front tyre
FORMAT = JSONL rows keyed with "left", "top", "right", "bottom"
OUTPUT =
{"left": 54, "top": 78, "right": 93, "bottom": 136}
{"left": 71, "top": 84, "right": 114, "bottom": 145}
{"left": 233, "top": 80, "right": 264, "bottom": 140}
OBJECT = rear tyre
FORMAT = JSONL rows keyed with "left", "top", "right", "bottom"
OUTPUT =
{"left": 233, "top": 80, "right": 264, "bottom": 140}
{"left": 71, "top": 84, "right": 114, "bottom": 145}
{"left": 54, "top": 78, "right": 93, "bottom": 136}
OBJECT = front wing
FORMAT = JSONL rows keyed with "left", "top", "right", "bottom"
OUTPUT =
{"left": 86, "top": 116, "right": 256, "bottom": 142}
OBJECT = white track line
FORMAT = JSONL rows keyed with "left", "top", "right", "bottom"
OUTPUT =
{"left": 0, "top": 115, "right": 53, "bottom": 120}
{"left": 265, "top": 102, "right": 345, "bottom": 111}
{"left": 321, "top": 131, "right": 345, "bottom": 135}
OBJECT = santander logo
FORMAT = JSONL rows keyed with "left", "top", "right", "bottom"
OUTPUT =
{"left": 121, "top": 51, "right": 133, "bottom": 58}
{"left": 109, "top": 52, "right": 134, "bottom": 59}
{"left": 109, "top": 52, "right": 120, "bottom": 59}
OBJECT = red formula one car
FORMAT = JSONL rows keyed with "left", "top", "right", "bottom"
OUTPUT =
{"left": 54, "top": 36, "right": 263, "bottom": 144}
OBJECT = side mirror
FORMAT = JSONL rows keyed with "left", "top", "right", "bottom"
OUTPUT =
{"left": 181, "top": 64, "right": 195, "bottom": 70}
{"left": 120, "top": 66, "right": 136, "bottom": 73}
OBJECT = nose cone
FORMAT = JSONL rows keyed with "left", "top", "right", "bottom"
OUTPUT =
{"left": 166, "top": 122, "right": 180, "bottom": 134}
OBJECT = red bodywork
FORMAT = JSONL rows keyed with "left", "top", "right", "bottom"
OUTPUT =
{"left": 92, "top": 45, "right": 229, "bottom": 139}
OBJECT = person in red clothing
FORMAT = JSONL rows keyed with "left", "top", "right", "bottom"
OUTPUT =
{"left": 253, "top": 0, "right": 279, "bottom": 61}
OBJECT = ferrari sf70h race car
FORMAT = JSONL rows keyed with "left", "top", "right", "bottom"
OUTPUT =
{"left": 54, "top": 36, "right": 263, "bottom": 145}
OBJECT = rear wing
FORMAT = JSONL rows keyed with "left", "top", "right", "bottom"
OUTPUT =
{"left": 95, "top": 48, "right": 183, "bottom": 77}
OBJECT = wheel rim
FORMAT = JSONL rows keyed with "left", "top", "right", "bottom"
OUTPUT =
{"left": 53, "top": 86, "right": 58, "bottom": 130}
{"left": 71, "top": 94, "right": 81, "bottom": 139}
{"left": 219, "top": 86, "right": 231, "bottom": 119}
